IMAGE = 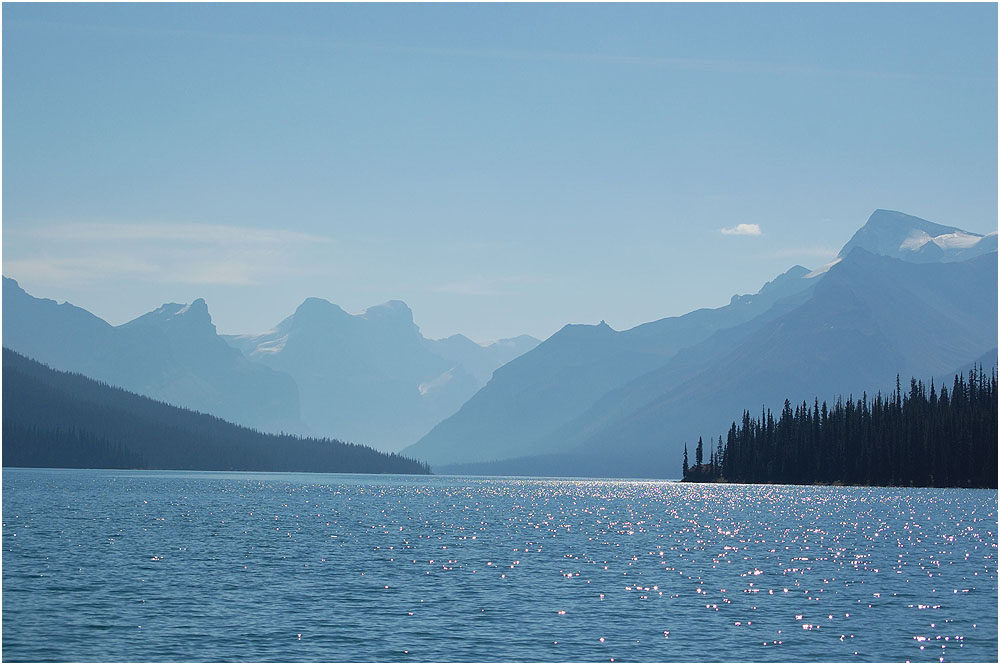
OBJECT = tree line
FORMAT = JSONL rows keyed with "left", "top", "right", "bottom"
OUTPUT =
{"left": 682, "top": 366, "right": 997, "bottom": 488}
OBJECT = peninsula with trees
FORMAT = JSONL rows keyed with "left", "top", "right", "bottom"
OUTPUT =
{"left": 681, "top": 367, "right": 997, "bottom": 488}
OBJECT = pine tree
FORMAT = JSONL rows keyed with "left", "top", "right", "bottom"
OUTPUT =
{"left": 679, "top": 368, "right": 997, "bottom": 488}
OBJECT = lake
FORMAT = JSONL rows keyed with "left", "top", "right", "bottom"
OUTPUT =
{"left": 2, "top": 468, "right": 996, "bottom": 662}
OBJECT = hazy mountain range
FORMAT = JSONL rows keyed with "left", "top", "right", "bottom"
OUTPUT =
{"left": 404, "top": 209, "right": 998, "bottom": 476}
{"left": 2, "top": 278, "right": 538, "bottom": 451}
{"left": 3, "top": 281, "right": 302, "bottom": 433}
{"left": 4, "top": 209, "right": 996, "bottom": 477}
{"left": 223, "top": 299, "right": 537, "bottom": 449}
{"left": 402, "top": 264, "right": 818, "bottom": 467}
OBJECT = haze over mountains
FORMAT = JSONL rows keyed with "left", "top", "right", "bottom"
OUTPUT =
{"left": 403, "top": 264, "right": 818, "bottom": 467}
{"left": 3, "top": 209, "right": 995, "bottom": 477}
{"left": 3, "top": 278, "right": 302, "bottom": 433}
{"left": 555, "top": 249, "right": 997, "bottom": 478}
{"left": 404, "top": 210, "right": 998, "bottom": 477}
{"left": 224, "top": 300, "right": 537, "bottom": 449}
{"left": 2, "top": 278, "right": 538, "bottom": 451}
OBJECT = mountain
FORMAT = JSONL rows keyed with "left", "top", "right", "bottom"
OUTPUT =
{"left": 570, "top": 249, "right": 997, "bottom": 473}
{"left": 441, "top": 249, "right": 998, "bottom": 478}
{"left": 404, "top": 265, "right": 817, "bottom": 466}
{"left": 224, "top": 299, "right": 539, "bottom": 451}
{"left": 2, "top": 348, "right": 429, "bottom": 474}
{"left": 936, "top": 347, "right": 998, "bottom": 389}
{"left": 2, "top": 276, "right": 114, "bottom": 371}
{"left": 2, "top": 277, "right": 538, "bottom": 451}
{"left": 2, "top": 277, "right": 302, "bottom": 433}
{"left": 838, "top": 209, "right": 997, "bottom": 264}
{"left": 425, "top": 333, "right": 540, "bottom": 386}
{"left": 417, "top": 209, "right": 997, "bottom": 477}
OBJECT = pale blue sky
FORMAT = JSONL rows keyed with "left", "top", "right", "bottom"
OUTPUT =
{"left": 3, "top": 3, "right": 997, "bottom": 341}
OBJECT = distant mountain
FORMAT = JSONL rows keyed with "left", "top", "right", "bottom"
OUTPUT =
{"left": 2, "top": 277, "right": 302, "bottom": 433}
{"left": 838, "top": 209, "right": 997, "bottom": 264}
{"left": 404, "top": 265, "right": 817, "bottom": 466}
{"left": 224, "top": 299, "right": 539, "bottom": 451}
{"left": 2, "top": 277, "right": 537, "bottom": 451}
{"left": 420, "top": 209, "right": 998, "bottom": 477}
{"left": 7, "top": 208, "right": 993, "bottom": 476}
{"left": 936, "top": 348, "right": 998, "bottom": 389}
{"left": 2, "top": 348, "right": 430, "bottom": 474}
{"left": 425, "top": 333, "right": 540, "bottom": 387}
{"left": 441, "top": 249, "right": 998, "bottom": 478}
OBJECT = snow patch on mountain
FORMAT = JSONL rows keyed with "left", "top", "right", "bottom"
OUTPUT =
{"left": 840, "top": 209, "right": 995, "bottom": 263}
{"left": 419, "top": 368, "right": 458, "bottom": 396}
{"left": 931, "top": 231, "right": 984, "bottom": 249}
{"left": 900, "top": 230, "right": 933, "bottom": 251}
{"left": 805, "top": 257, "right": 843, "bottom": 278}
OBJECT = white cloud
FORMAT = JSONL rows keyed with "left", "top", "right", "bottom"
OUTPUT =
{"left": 720, "top": 223, "right": 763, "bottom": 236}
{"left": 4, "top": 221, "right": 334, "bottom": 286}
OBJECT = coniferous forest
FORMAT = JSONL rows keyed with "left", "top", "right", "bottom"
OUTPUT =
{"left": 2, "top": 348, "right": 431, "bottom": 474}
{"left": 682, "top": 367, "right": 997, "bottom": 488}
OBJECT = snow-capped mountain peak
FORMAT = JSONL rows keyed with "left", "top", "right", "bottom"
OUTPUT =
{"left": 839, "top": 209, "right": 995, "bottom": 263}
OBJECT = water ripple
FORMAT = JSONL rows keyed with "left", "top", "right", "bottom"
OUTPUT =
{"left": 2, "top": 469, "right": 996, "bottom": 662}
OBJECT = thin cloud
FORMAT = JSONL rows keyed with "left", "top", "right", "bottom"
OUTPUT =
{"left": 4, "top": 221, "right": 334, "bottom": 286}
{"left": 3, "top": 256, "right": 160, "bottom": 283}
{"left": 28, "top": 221, "right": 329, "bottom": 246}
{"left": 720, "top": 223, "right": 763, "bottom": 236}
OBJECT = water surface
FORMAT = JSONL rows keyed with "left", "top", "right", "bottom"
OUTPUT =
{"left": 3, "top": 468, "right": 996, "bottom": 661}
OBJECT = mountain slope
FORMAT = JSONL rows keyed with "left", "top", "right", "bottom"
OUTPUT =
{"left": 404, "top": 265, "right": 816, "bottom": 466}
{"left": 517, "top": 279, "right": 819, "bottom": 462}
{"left": 422, "top": 209, "right": 997, "bottom": 474}
{"left": 2, "top": 277, "right": 302, "bottom": 433}
{"left": 2, "top": 348, "right": 429, "bottom": 474}
{"left": 450, "top": 249, "right": 997, "bottom": 478}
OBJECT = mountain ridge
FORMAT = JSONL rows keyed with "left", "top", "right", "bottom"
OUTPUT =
{"left": 420, "top": 209, "right": 997, "bottom": 474}
{"left": 438, "top": 248, "right": 997, "bottom": 477}
{"left": 404, "top": 263, "right": 818, "bottom": 466}
{"left": 3, "top": 277, "right": 539, "bottom": 451}
{"left": 2, "top": 277, "right": 303, "bottom": 433}
{"left": 840, "top": 209, "right": 996, "bottom": 263}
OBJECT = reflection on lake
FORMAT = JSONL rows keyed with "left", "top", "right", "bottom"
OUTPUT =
{"left": 3, "top": 468, "right": 996, "bottom": 662}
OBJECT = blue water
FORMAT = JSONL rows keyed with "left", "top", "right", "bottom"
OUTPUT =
{"left": 2, "top": 468, "right": 996, "bottom": 662}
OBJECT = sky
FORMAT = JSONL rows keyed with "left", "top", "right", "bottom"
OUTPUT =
{"left": 3, "top": 3, "right": 997, "bottom": 342}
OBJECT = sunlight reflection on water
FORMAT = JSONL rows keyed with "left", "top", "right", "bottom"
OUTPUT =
{"left": 2, "top": 469, "right": 997, "bottom": 662}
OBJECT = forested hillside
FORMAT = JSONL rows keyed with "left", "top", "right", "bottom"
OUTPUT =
{"left": 2, "top": 348, "right": 430, "bottom": 474}
{"left": 3, "top": 277, "right": 303, "bottom": 434}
